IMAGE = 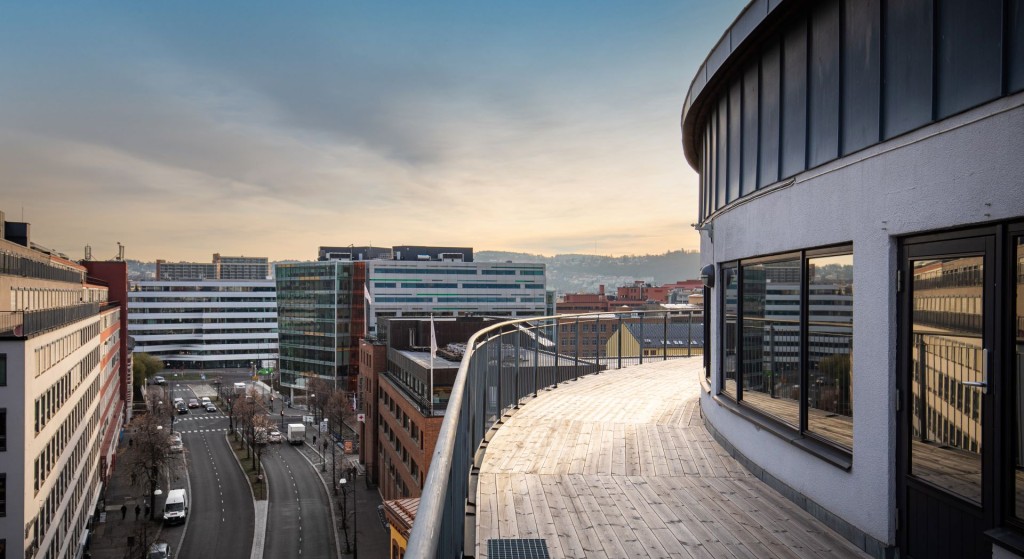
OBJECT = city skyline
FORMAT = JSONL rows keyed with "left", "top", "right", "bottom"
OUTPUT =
{"left": 0, "top": 1, "right": 745, "bottom": 261}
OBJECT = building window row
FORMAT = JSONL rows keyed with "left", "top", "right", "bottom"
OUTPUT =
{"left": 34, "top": 376, "right": 100, "bottom": 493}
{"left": 10, "top": 287, "right": 85, "bottom": 313}
{"left": 35, "top": 347, "right": 100, "bottom": 434}
{"left": 29, "top": 408, "right": 100, "bottom": 559}
{"left": 33, "top": 321, "right": 99, "bottom": 378}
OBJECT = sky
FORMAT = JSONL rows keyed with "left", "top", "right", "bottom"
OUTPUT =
{"left": 0, "top": 1, "right": 746, "bottom": 262}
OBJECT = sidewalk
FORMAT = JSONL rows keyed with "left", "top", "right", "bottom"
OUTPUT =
{"left": 89, "top": 440, "right": 167, "bottom": 559}
{"left": 294, "top": 437, "right": 389, "bottom": 559}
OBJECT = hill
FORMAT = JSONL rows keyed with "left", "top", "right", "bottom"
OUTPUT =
{"left": 476, "top": 250, "right": 702, "bottom": 294}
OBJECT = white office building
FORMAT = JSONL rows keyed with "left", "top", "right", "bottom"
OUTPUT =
{"left": 364, "top": 260, "right": 547, "bottom": 338}
{"left": 128, "top": 280, "right": 278, "bottom": 370}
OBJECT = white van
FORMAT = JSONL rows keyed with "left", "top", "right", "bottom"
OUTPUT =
{"left": 163, "top": 488, "right": 188, "bottom": 525}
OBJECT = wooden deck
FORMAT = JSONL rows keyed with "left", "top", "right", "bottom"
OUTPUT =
{"left": 476, "top": 358, "right": 869, "bottom": 559}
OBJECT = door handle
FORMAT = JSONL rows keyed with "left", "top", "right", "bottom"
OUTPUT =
{"left": 961, "top": 348, "right": 989, "bottom": 394}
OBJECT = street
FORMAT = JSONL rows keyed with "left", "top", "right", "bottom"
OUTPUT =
{"left": 263, "top": 442, "right": 336, "bottom": 558}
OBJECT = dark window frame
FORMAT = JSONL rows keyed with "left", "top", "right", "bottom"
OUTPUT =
{"left": 717, "top": 243, "right": 853, "bottom": 461}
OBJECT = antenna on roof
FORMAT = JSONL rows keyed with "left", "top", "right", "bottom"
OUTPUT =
{"left": 84, "top": 245, "right": 92, "bottom": 261}
{"left": 116, "top": 242, "right": 125, "bottom": 261}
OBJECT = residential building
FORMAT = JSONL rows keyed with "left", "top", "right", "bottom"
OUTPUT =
{"left": 155, "top": 253, "right": 269, "bottom": 281}
{"left": 684, "top": 1, "right": 1024, "bottom": 556}
{"left": 127, "top": 280, "right": 278, "bottom": 370}
{"left": 382, "top": 498, "right": 417, "bottom": 559}
{"left": 605, "top": 320, "right": 704, "bottom": 359}
{"left": 0, "top": 211, "right": 122, "bottom": 559}
{"left": 557, "top": 285, "right": 612, "bottom": 313}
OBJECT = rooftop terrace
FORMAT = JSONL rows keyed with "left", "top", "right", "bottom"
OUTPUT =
{"left": 475, "top": 358, "right": 868, "bottom": 558}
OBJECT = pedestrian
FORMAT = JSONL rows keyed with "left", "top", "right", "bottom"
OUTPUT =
{"left": 134, "top": 504, "right": 141, "bottom": 520}
{"left": 313, "top": 434, "right": 317, "bottom": 446}
{"left": 120, "top": 504, "right": 127, "bottom": 520}
{"left": 128, "top": 438, "right": 133, "bottom": 447}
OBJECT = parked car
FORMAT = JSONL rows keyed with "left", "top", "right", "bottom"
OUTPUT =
{"left": 153, "top": 375, "right": 166, "bottom": 385}
{"left": 148, "top": 542, "right": 171, "bottom": 559}
{"left": 268, "top": 429, "right": 283, "bottom": 443}
{"left": 205, "top": 403, "right": 217, "bottom": 413}
{"left": 169, "top": 433, "right": 183, "bottom": 453}
{"left": 187, "top": 398, "right": 200, "bottom": 409}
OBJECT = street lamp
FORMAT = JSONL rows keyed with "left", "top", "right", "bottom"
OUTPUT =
{"left": 339, "top": 477, "right": 354, "bottom": 556}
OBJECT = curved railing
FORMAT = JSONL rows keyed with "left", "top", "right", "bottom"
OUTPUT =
{"left": 405, "top": 309, "right": 704, "bottom": 558}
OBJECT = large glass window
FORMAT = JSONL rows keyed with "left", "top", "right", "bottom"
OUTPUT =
{"left": 742, "top": 258, "right": 802, "bottom": 428}
{"left": 807, "top": 254, "right": 854, "bottom": 449}
{"left": 718, "top": 245, "right": 853, "bottom": 452}
{"left": 722, "top": 266, "right": 738, "bottom": 397}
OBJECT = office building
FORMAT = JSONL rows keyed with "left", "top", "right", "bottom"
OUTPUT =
{"left": 0, "top": 211, "right": 124, "bottom": 559}
{"left": 684, "top": 1, "right": 1024, "bottom": 556}
{"left": 276, "top": 261, "right": 364, "bottom": 395}
{"left": 364, "top": 259, "right": 547, "bottom": 338}
{"left": 127, "top": 280, "right": 278, "bottom": 370}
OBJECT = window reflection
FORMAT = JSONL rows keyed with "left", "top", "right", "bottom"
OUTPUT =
{"left": 741, "top": 258, "right": 801, "bottom": 428}
{"left": 806, "top": 254, "right": 854, "bottom": 450}
{"left": 1015, "top": 239, "right": 1024, "bottom": 518}
{"left": 910, "top": 256, "right": 983, "bottom": 504}
{"left": 723, "top": 267, "right": 738, "bottom": 397}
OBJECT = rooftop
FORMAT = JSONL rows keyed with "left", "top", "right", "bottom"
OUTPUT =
{"left": 475, "top": 358, "right": 868, "bottom": 558}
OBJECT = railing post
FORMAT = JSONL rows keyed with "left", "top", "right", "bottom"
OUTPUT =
{"left": 663, "top": 311, "right": 669, "bottom": 361}
{"left": 639, "top": 316, "right": 645, "bottom": 365}
{"left": 496, "top": 328, "right": 504, "bottom": 424}
{"left": 917, "top": 334, "right": 927, "bottom": 441}
{"left": 595, "top": 315, "right": 601, "bottom": 372}
{"left": 617, "top": 315, "right": 623, "bottom": 370}
{"left": 574, "top": 317, "right": 580, "bottom": 380}
{"left": 687, "top": 311, "right": 693, "bottom": 357}
{"left": 553, "top": 317, "right": 560, "bottom": 388}
{"left": 533, "top": 323, "right": 540, "bottom": 398}
{"left": 514, "top": 324, "right": 521, "bottom": 408}
{"left": 768, "top": 323, "right": 776, "bottom": 398}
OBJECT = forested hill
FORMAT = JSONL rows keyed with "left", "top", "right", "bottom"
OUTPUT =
{"left": 476, "top": 250, "right": 702, "bottom": 294}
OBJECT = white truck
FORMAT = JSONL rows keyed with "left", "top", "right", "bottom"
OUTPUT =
{"left": 287, "top": 423, "right": 305, "bottom": 445}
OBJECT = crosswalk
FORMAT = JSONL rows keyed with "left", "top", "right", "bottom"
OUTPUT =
{"left": 178, "top": 427, "right": 230, "bottom": 434}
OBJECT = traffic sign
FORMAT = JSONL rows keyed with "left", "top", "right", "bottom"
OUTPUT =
{"left": 357, "top": 413, "right": 365, "bottom": 423}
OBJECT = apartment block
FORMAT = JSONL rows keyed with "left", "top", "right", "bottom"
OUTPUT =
{"left": 0, "top": 211, "right": 123, "bottom": 559}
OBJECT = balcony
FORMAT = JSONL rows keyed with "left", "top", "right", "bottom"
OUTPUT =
{"left": 0, "top": 302, "right": 100, "bottom": 339}
{"left": 407, "top": 311, "right": 869, "bottom": 558}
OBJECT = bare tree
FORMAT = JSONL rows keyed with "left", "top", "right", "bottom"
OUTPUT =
{"left": 124, "top": 408, "right": 181, "bottom": 520}
{"left": 307, "top": 376, "right": 334, "bottom": 423}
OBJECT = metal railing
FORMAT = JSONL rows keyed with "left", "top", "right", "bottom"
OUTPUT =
{"left": 0, "top": 250, "right": 84, "bottom": 283}
{"left": 406, "top": 309, "right": 704, "bottom": 558}
{"left": 0, "top": 302, "right": 99, "bottom": 338}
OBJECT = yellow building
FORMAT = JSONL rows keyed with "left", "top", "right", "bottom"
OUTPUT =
{"left": 382, "top": 497, "right": 418, "bottom": 559}
{"left": 605, "top": 320, "right": 704, "bottom": 358}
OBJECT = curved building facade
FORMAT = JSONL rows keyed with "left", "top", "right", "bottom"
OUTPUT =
{"left": 683, "top": 1, "right": 1024, "bottom": 557}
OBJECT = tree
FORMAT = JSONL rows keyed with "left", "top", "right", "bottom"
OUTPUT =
{"left": 124, "top": 407, "right": 181, "bottom": 523}
{"left": 132, "top": 353, "right": 165, "bottom": 388}
{"left": 307, "top": 377, "right": 333, "bottom": 423}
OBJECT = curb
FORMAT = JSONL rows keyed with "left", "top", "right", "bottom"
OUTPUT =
{"left": 224, "top": 432, "right": 267, "bottom": 559}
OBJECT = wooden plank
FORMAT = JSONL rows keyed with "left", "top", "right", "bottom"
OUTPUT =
{"left": 540, "top": 474, "right": 590, "bottom": 559}
{"left": 591, "top": 474, "right": 671, "bottom": 558}
{"left": 525, "top": 474, "right": 565, "bottom": 558}
{"left": 565, "top": 473, "right": 630, "bottom": 557}
{"left": 476, "top": 473, "right": 498, "bottom": 557}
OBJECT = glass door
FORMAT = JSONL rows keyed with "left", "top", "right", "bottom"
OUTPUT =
{"left": 901, "top": 234, "right": 994, "bottom": 558}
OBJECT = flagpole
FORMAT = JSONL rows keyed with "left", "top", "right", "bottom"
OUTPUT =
{"left": 429, "top": 314, "right": 435, "bottom": 416}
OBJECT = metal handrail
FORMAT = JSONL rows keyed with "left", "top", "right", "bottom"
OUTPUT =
{"left": 406, "top": 309, "right": 703, "bottom": 558}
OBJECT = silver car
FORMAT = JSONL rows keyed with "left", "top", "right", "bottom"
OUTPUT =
{"left": 148, "top": 542, "right": 171, "bottom": 559}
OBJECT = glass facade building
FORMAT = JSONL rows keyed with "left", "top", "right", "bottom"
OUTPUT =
{"left": 275, "top": 261, "right": 360, "bottom": 390}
